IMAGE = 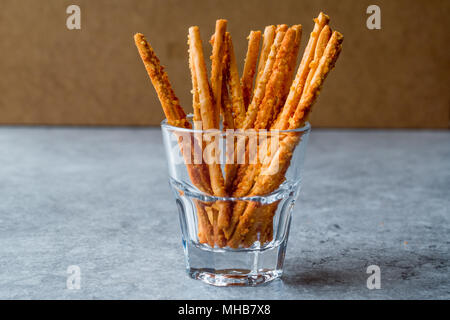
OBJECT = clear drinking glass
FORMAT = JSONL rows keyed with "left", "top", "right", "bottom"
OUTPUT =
{"left": 161, "top": 116, "right": 310, "bottom": 286}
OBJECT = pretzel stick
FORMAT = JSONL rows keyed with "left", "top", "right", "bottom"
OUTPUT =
{"left": 228, "top": 30, "right": 343, "bottom": 248}
{"left": 210, "top": 32, "right": 235, "bottom": 130}
{"left": 135, "top": 33, "right": 214, "bottom": 244}
{"left": 289, "top": 31, "right": 343, "bottom": 129}
{"left": 222, "top": 62, "right": 240, "bottom": 192}
{"left": 210, "top": 19, "right": 228, "bottom": 128}
{"left": 304, "top": 25, "right": 331, "bottom": 94}
{"left": 206, "top": 204, "right": 227, "bottom": 247}
{"left": 195, "top": 200, "right": 215, "bottom": 246}
{"left": 271, "top": 24, "right": 302, "bottom": 126}
{"left": 234, "top": 27, "right": 297, "bottom": 194}
{"left": 222, "top": 31, "right": 248, "bottom": 194}
{"left": 189, "top": 44, "right": 216, "bottom": 242}
{"left": 220, "top": 46, "right": 235, "bottom": 130}
{"left": 243, "top": 25, "right": 301, "bottom": 211}
{"left": 273, "top": 12, "right": 329, "bottom": 130}
{"left": 134, "top": 33, "right": 189, "bottom": 128}
{"left": 242, "top": 25, "right": 287, "bottom": 130}
{"left": 189, "top": 27, "right": 231, "bottom": 243}
{"left": 189, "top": 51, "right": 202, "bottom": 128}
{"left": 241, "top": 30, "right": 261, "bottom": 109}
{"left": 225, "top": 32, "right": 246, "bottom": 129}
{"left": 135, "top": 33, "right": 212, "bottom": 195}
{"left": 228, "top": 26, "right": 286, "bottom": 194}
{"left": 223, "top": 27, "right": 291, "bottom": 238}
{"left": 243, "top": 201, "right": 279, "bottom": 246}
{"left": 255, "top": 25, "right": 276, "bottom": 88}
{"left": 254, "top": 26, "right": 297, "bottom": 130}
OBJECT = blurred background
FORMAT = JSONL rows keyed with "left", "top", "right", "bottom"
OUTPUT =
{"left": 0, "top": 0, "right": 448, "bottom": 128}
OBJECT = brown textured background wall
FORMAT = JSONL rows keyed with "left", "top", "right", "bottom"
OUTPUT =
{"left": 0, "top": 0, "right": 449, "bottom": 128}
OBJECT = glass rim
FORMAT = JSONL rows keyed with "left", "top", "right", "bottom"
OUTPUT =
{"left": 160, "top": 114, "right": 311, "bottom": 134}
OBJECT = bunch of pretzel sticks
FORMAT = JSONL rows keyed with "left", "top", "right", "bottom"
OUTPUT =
{"left": 134, "top": 12, "right": 343, "bottom": 248}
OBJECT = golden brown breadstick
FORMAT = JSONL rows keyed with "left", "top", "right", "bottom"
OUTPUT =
{"left": 189, "top": 51, "right": 202, "bottom": 128}
{"left": 222, "top": 31, "right": 248, "bottom": 195}
{"left": 195, "top": 200, "right": 215, "bottom": 246}
{"left": 229, "top": 30, "right": 344, "bottom": 248}
{"left": 255, "top": 30, "right": 345, "bottom": 195}
{"left": 189, "top": 46, "right": 216, "bottom": 244}
{"left": 226, "top": 27, "right": 286, "bottom": 195}
{"left": 225, "top": 32, "right": 246, "bottom": 129}
{"left": 272, "top": 24, "right": 302, "bottom": 126}
{"left": 242, "top": 201, "right": 279, "bottom": 246}
{"left": 272, "top": 12, "right": 329, "bottom": 130}
{"left": 227, "top": 134, "right": 300, "bottom": 247}
{"left": 242, "top": 30, "right": 285, "bottom": 130}
{"left": 189, "top": 27, "right": 231, "bottom": 237}
{"left": 188, "top": 27, "right": 216, "bottom": 130}
{"left": 222, "top": 63, "right": 239, "bottom": 192}
{"left": 304, "top": 25, "right": 331, "bottom": 94}
{"left": 135, "top": 33, "right": 212, "bottom": 195}
{"left": 134, "top": 33, "right": 189, "bottom": 129}
{"left": 289, "top": 31, "right": 343, "bottom": 129}
{"left": 241, "top": 30, "right": 261, "bottom": 109}
{"left": 221, "top": 70, "right": 235, "bottom": 130}
{"left": 210, "top": 19, "right": 228, "bottom": 128}
{"left": 253, "top": 27, "right": 297, "bottom": 130}
{"left": 224, "top": 27, "right": 294, "bottom": 237}
{"left": 255, "top": 25, "right": 276, "bottom": 87}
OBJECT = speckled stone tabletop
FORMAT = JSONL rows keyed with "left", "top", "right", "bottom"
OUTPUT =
{"left": 0, "top": 127, "right": 448, "bottom": 299}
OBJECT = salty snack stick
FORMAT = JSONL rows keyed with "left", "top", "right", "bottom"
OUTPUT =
{"left": 188, "top": 27, "right": 217, "bottom": 130}
{"left": 258, "top": 31, "right": 343, "bottom": 191}
{"left": 227, "top": 133, "right": 299, "bottom": 247}
{"left": 225, "top": 32, "right": 246, "bottom": 129}
{"left": 135, "top": 33, "right": 212, "bottom": 195}
{"left": 245, "top": 29, "right": 341, "bottom": 245}
{"left": 255, "top": 25, "right": 276, "bottom": 87}
{"left": 254, "top": 27, "right": 297, "bottom": 130}
{"left": 210, "top": 32, "right": 235, "bottom": 130}
{"left": 134, "top": 33, "right": 189, "bottom": 128}
{"left": 189, "top": 27, "right": 232, "bottom": 238}
{"left": 243, "top": 201, "right": 279, "bottom": 246}
{"left": 195, "top": 200, "right": 215, "bottom": 246}
{"left": 242, "top": 25, "right": 287, "bottom": 130}
{"left": 222, "top": 62, "right": 240, "bottom": 192}
{"left": 289, "top": 30, "right": 343, "bottom": 128}
{"left": 221, "top": 71, "right": 235, "bottom": 130}
{"left": 218, "top": 37, "right": 239, "bottom": 191}
{"left": 189, "top": 46, "right": 217, "bottom": 241}
{"left": 228, "top": 30, "right": 343, "bottom": 247}
{"left": 241, "top": 31, "right": 262, "bottom": 109}
{"left": 304, "top": 25, "right": 331, "bottom": 95}
{"left": 188, "top": 52, "right": 202, "bottom": 127}
{"left": 272, "top": 12, "right": 330, "bottom": 130}
{"left": 210, "top": 19, "right": 228, "bottom": 128}
{"left": 221, "top": 32, "right": 249, "bottom": 194}
{"left": 232, "top": 27, "right": 298, "bottom": 200}
{"left": 228, "top": 27, "right": 287, "bottom": 194}
{"left": 224, "top": 27, "right": 291, "bottom": 237}
{"left": 220, "top": 43, "right": 235, "bottom": 130}
{"left": 273, "top": 24, "right": 302, "bottom": 126}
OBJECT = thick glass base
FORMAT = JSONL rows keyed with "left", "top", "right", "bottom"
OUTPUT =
{"left": 183, "top": 239, "right": 288, "bottom": 287}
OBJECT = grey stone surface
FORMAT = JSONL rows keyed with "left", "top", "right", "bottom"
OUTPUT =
{"left": 0, "top": 127, "right": 448, "bottom": 299}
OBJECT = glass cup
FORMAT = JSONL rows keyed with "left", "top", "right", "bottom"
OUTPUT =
{"left": 161, "top": 116, "right": 310, "bottom": 286}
